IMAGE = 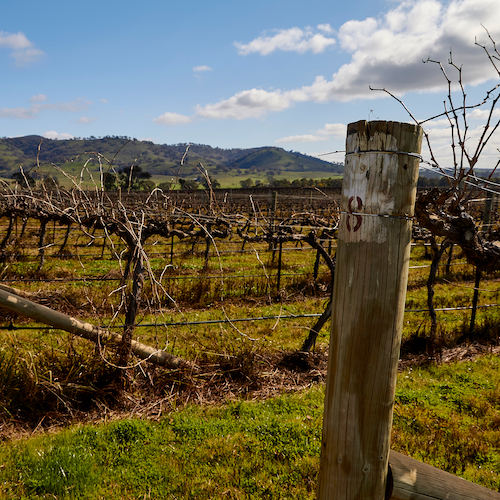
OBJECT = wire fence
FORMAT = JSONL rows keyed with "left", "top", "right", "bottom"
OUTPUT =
{"left": 2, "top": 303, "right": 498, "bottom": 332}
{"left": 0, "top": 187, "right": 498, "bottom": 352}
{"left": 0, "top": 261, "right": 474, "bottom": 284}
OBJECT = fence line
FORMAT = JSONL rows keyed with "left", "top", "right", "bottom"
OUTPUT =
{"left": 2, "top": 251, "right": 477, "bottom": 265}
{"left": 409, "top": 261, "right": 469, "bottom": 269}
{"left": 0, "top": 245, "right": 333, "bottom": 261}
{"left": 0, "top": 271, "right": 329, "bottom": 284}
{"left": 2, "top": 302, "right": 498, "bottom": 331}
{"left": 0, "top": 258, "right": 474, "bottom": 285}
{"left": 405, "top": 303, "right": 500, "bottom": 313}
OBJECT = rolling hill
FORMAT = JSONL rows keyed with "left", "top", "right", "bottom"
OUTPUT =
{"left": 0, "top": 135, "right": 343, "bottom": 187}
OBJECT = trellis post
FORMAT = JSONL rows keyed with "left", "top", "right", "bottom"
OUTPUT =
{"left": 317, "top": 120, "right": 422, "bottom": 499}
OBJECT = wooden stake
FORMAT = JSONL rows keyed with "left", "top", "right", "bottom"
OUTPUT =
{"left": 317, "top": 121, "right": 422, "bottom": 499}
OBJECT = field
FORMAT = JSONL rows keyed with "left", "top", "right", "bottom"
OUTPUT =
{"left": 0, "top": 136, "right": 344, "bottom": 192}
{"left": 7, "top": 163, "right": 343, "bottom": 190}
{"left": 0, "top": 185, "right": 499, "bottom": 498}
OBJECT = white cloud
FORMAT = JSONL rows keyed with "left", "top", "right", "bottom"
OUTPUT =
{"left": 0, "top": 31, "right": 31, "bottom": 50}
{"left": 235, "top": 26, "right": 336, "bottom": 55}
{"left": 100, "top": 98, "right": 108, "bottom": 104}
{"left": 194, "top": 0, "right": 500, "bottom": 122}
{"left": 0, "top": 31, "right": 45, "bottom": 66}
{"left": 12, "top": 47, "right": 45, "bottom": 67}
{"left": 43, "top": 131, "right": 74, "bottom": 140}
{"left": 77, "top": 116, "right": 97, "bottom": 124}
{"left": 322, "top": 0, "right": 500, "bottom": 101}
{"left": 0, "top": 97, "right": 90, "bottom": 120}
{"left": 317, "top": 23, "right": 334, "bottom": 34}
{"left": 193, "top": 65, "right": 213, "bottom": 72}
{"left": 318, "top": 123, "right": 347, "bottom": 138}
{"left": 0, "top": 107, "right": 37, "bottom": 119}
{"left": 276, "top": 134, "right": 328, "bottom": 143}
{"left": 153, "top": 112, "right": 192, "bottom": 125}
{"left": 275, "top": 122, "right": 347, "bottom": 144}
{"left": 420, "top": 122, "right": 500, "bottom": 171}
{"left": 195, "top": 88, "right": 291, "bottom": 120}
{"left": 30, "top": 94, "right": 47, "bottom": 103}
{"left": 466, "top": 108, "right": 500, "bottom": 120}
{"left": 49, "top": 99, "right": 91, "bottom": 112}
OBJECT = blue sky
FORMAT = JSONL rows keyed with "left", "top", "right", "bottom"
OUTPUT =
{"left": 1, "top": 0, "right": 500, "bottom": 169}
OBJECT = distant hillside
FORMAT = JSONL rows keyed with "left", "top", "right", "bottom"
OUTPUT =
{"left": 0, "top": 136, "right": 342, "bottom": 181}
{"left": 227, "top": 148, "right": 343, "bottom": 174}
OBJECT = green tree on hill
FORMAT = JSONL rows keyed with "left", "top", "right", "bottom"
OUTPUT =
{"left": 41, "top": 175, "right": 59, "bottom": 190}
{"left": 240, "top": 178, "right": 254, "bottom": 189}
{"left": 179, "top": 178, "right": 199, "bottom": 190}
{"left": 119, "top": 166, "right": 151, "bottom": 191}
{"left": 11, "top": 171, "right": 35, "bottom": 189}
{"left": 103, "top": 172, "right": 118, "bottom": 191}
{"left": 200, "top": 174, "right": 220, "bottom": 190}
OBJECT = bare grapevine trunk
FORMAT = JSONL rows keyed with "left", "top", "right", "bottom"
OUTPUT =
{"left": 118, "top": 248, "right": 144, "bottom": 367}
{"left": 37, "top": 218, "right": 48, "bottom": 271}
{"left": 426, "top": 236, "right": 451, "bottom": 360}
{"left": 57, "top": 223, "right": 72, "bottom": 257}
{"left": 0, "top": 214, "right": 15, "bottom": 250}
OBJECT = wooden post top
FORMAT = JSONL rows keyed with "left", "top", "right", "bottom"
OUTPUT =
{"left": 339, "top": 120, "right": 423, "bottom": 247}
{"left": 347, "top": 120, "right": 423, "bottom": 155}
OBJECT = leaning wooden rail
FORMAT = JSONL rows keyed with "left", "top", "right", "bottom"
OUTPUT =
{"left": 388, "top": 450, "right": 500, "bottom": 500}
{"left": 0, "top": 285, "right": 184, "bottom": 369}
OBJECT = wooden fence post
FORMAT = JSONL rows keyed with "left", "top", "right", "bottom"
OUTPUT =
{"left": 317, "top": 120, "right": 422, "bottom": 499}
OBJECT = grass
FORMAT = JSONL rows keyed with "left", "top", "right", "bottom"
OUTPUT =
{"left": 1, "top": 356, "right": 500, "bottom": 498}
{"left": 214, "top": 170, "right": 342, "bottom": 189}
{"left": 1, "top": 218, "right": 499, "bottom": 364}
{"left": 393, "top": 356, "right": 500, "bottom": 489}
{"left": 0, "top": 224, "right": 332, "bottom": 317}
{"left": 9, "top": 165, "right": 342, "bottom": 190}
{"left": 1, "top": 204, "right": 500, "bottom": 497}
{"left": 0, "top": 335, "right": 114, "bottom": 424}
{"left": 1, "top": 389, "right": 324, "bottom": 499}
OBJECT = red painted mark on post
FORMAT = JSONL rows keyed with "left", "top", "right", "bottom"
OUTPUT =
{"left": 346, "top": 196, "right": 363, "bottom": 232}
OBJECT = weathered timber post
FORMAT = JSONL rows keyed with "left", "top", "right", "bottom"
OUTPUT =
{"left": 317, "top": 120, "right": 422, "bottom": 500}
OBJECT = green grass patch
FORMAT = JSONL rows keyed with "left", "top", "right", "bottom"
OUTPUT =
{"left": 1, "top": 389, "right": 324, "bottom": 499}
{"left": 2, "top": 357, "right": 500, "bottom": 498}
{"left": 393, "top": 355, "right": 500, "bottom": 489}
